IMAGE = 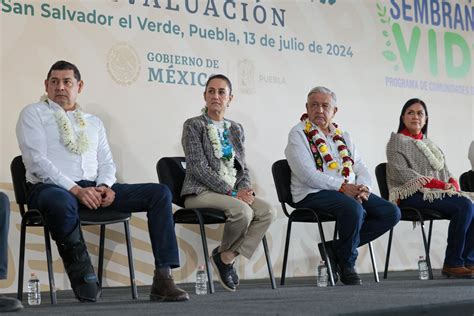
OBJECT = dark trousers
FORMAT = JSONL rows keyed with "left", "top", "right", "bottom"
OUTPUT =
{"left": 27, "top": 181, "right": 180, "bottom": 269}
{"left": 296, "top": 190, "right": 400, "bottom": 268}
{"left": 400, "top": 193, "right": 474, "bottom": 267}
{"left": 0, "top": 192, "right": 9, "bottom": 279}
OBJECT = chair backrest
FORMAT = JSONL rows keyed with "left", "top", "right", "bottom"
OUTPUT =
{"left": 10, "top": 155, "right": 28, "bottom": 216}
{"left": 460, "top": 170, "right": 474, "bottom": 192}
{"left": 375, "top": 163, "right": 389, "bottom": 200}
{"left": 156, "top": 157, "right": 186, "bottom": 208}
{"left": 271, "top": 159, "right": 295, "bottom": 213}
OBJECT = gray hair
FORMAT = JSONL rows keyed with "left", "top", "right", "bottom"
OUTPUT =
{"left": 307, "top": 86, "right": 337, "bottom": 105}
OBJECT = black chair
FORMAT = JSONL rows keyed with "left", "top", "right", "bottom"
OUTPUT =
{"left": 156, "top": 156, "right": 276, "bottom": 293}
{"left": 10, "top": 156, "right": 138, "bottom": 304}
{"left": 375, "top": 162, "right": 449, "bottom": 280}
{"left": 271, "top": 159, "right": 379, "bottom": 286}
{"left": 460, "top": 170, "right": 474, "bottom": 191}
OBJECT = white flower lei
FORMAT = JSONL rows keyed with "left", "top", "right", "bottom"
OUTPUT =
{"left": 206, "top": 121, "right": 237, "bottom": 187}
{"left": 54, "top": 109, "right": 89, "bottom": 154}
{"left": 414, "top": 140, "right": 444, "bottom": 171}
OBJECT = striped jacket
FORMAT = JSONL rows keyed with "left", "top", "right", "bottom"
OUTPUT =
{"left": 181, "top": 115, "right": 251, "bottom": 196}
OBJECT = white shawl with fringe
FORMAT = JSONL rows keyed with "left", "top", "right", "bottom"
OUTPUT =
{"left": 386, "top": 132, "right": 473, "bottom": 202}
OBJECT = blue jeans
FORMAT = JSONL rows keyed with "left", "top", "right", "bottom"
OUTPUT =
{"left": 0, "top": 192, "right": 9, "bottom": 279}
{"left": 27, "top": 181, "right": 180, "bottom": 269}
{"left": 296, "top": 190, "right": 400, "bottom": 268}
{"left": 400, "top": 193, "right": 474, "bottom": 267}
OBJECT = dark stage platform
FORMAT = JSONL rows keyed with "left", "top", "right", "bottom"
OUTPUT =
{"left": 3, "top": 270, "right": 474, "bottom": 315}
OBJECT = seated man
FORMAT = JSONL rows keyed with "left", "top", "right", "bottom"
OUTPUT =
{"left": 284, "top": 86, "right": 400, "bottom": 285}
{"left": 0, "top": 192, "right": 23, "bottom": 312}
{"left": 16, "top": 60, "right": 188, "bottom": 302}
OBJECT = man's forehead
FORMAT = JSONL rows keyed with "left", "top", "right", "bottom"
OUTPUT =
{"left": 49, "top": 70, "right": 75, "bottom": 79}
{"left": 308, "top": 93, "right": 332, "bottom": 102}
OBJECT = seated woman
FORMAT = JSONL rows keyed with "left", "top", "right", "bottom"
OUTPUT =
{"left": 181, "top": 74, "right": 276, "bottom": 292}
{"left": 386, "top": 98, "right": 474, "bottom": 278}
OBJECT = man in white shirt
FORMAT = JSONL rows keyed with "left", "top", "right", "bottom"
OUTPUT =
{"left": 285, "top": 86, "right": 400, "bottom": 285}
{"left": 16, "top": 60, "right": 188, "bottom": 303}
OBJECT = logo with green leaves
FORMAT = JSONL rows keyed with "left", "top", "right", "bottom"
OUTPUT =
{"left": 377, "top": 2, "right": 399, "bottom": 71}
{"left": 376, "top": 1, "right": 472, "bottom": 79}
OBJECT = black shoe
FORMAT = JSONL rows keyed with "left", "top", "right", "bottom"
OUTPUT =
{"left": 340, "top": 266, "right": 362, "bottom": 285}
{"left": 0, "top": 296, "right": 23, "bottom": 312}
{"left": 318, "top": 241, "right": 338, "bottom": 284}
{"left": 230, "top": 262, "right": 239, "bottom": 286}
{"left": 211, "top": 247, "right": 236, "bottom": 292}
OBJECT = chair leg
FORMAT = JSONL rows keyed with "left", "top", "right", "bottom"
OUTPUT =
{"left": 124, "top": 221, "right": 138, "bottom": 299}
{"left": 43, "top": 227, "right": 57, "bottom": 304}
{"left": 427, "top": 220, "right": 434, "bottom": 253}
{"left": 280, "top": 219, "right": 293, "bottom": 286}
{"left": 98, "top": 225, "right": 106, "bottom": 288}
{"left": 368, "top": 242, "right": 379, "bottom": 283}
{"left": 316, "top": 219, "right": 335, "bottom": 286}
{"left": 193, "top": 211, "right": 214, "bottom": 294}
{"left": 383, "top": 228, "right": 393, "bottom": 279}
{"left": 17, "top": 221, "right": 27, "bottom": 302}
{"left": 419, "top": 220, "right": 434, "bottom": 279}
{"left": 262, "top": 235, "right": 276, "bottom": 289}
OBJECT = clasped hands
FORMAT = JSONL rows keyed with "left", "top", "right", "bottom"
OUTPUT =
{"left": 342, "top": 184, "right": 370, "bottom": 203}
{"left": 234, "top": 188, "right": 255, "bottom": 205}
{"left": 70, "top": 185, "right": 115, "bottom": 210}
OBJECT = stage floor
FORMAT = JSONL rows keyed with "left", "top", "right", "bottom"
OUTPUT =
{"left": 4, "top": 270, "right": 474, "bottom": 315}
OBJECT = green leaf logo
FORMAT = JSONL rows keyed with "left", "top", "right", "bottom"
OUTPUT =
{"left": 377, "top": 1, "right": 399, "bottom": 70}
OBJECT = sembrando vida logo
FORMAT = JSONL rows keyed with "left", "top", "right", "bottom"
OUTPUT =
{"left": 377, "top": 0, "right": 473, "bottom": 79}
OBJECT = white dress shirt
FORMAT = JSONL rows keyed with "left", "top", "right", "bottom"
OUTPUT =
{"left": 16, "top": 99, "right": 116, "bottom": 190}
{"left": 285, "top": 121, "right": 372, "bottom": 203}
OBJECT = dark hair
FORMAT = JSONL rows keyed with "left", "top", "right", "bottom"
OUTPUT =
{"left": 205, "top": 74, "right": 233, "bottom": 95}
{"left": 397, "top": 98, "right": 429, "bottom": 135}
{"left": 46, "top": 60, "right": 81, "bottom": 81}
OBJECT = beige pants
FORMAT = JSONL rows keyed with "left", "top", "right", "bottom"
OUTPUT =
{"left": 184, "top": 191, "right": 276, "bottom": 259}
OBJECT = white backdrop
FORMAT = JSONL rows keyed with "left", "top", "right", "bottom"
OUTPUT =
{"left": 1, "top": 0, "right": 473, "bottom": 292}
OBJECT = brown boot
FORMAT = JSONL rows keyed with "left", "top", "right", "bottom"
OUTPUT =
{"left": 465, "top": 265, "right": 474, "bottom": 272}
{"left": 441, "top": 264, "right": 474, "bottom": 279}
{"left": 150, "top": 269, "right": 189, "bottom": 302}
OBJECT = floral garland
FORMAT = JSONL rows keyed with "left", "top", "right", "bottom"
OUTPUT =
{"left": 54, "top": 109, "right": 89, "bottom": 154}
{"left": 414, "top": 140, "right": 444, "bottom": 171}
{"left": 206, "top": 120, "right": 237, "bottom": 187}
{"left": 303, "top": 119, "right": 354, "bottom": 178}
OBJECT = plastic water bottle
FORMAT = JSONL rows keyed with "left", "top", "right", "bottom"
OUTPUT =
{"left": 418, "top": 256, "right": 429, "bottom": 280}
{"left": 195, "top": 265, "right": 207, "bottom": 295}
{"left": 27, "top": 273, "right": 41, "bottom": 305}
{"left": 317, "top": 260, "right": 328, "bottom": 287}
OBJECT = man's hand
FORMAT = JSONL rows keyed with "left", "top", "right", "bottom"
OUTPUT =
{"left": 342, "top": 184, "right": 370, "bottom": 203}
{"left": 236, "top": 188, "right": 255, "bottom": 205}
{"left": 70, "top": 185, "right": 102, "bottom": 210}
{"left": 96, "top": 186, "right": 116, "bottom": 207}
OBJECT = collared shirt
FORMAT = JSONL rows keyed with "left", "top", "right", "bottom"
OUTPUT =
{"left": 16, "top": 99, "right": 116, "bottom": 190}
{"left": 285, "top": 121, "right": 372, "bottom": 203}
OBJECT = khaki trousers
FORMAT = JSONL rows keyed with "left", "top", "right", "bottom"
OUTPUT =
{"left": 185, "top": 191, "right": 276, "bottom": 259}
